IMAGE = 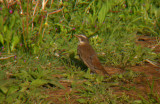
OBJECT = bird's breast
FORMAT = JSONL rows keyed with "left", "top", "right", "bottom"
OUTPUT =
{"left": 78, "top": 43, "right": 96, "bottom": 55}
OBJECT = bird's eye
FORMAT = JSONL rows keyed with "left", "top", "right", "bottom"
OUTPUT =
{"left": 81, "top": 38, "right": 85, "bottom": 41}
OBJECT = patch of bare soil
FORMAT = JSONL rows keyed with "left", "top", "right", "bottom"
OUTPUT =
{"left": 113, "top": 64, "right": 160, "bottom": 100}
{"left": 46, "top": 81, "right": 79, "bottom": 104}
{"left": 136, "top": 35, "right": 160, "bottom": 53}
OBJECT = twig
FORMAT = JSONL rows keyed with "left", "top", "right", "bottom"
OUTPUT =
{"left": 48, "top": 7, "right": 64, "bottom": 16}
{"left": 51, "top": 0, "right": 54, "bottom": 5}
{"left": 0, "top": 55, "right": 15, "bottom": 60}
{"left": 60, "top": 79, "right": 87, "bottom": 83}
{"left": 33, "top": 0, "right": 40, "bottom": 16}
{"left": 145, "top": 59, "right": 160, "bottom": 67}
{"left": 32, "top": 0, "right": 40, "bottom": 30}
{"left": 42, "top": 0, "right": 49, "bottom": 11}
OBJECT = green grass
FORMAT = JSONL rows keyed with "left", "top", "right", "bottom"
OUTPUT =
{"left": 0, "top": 0, "right": 160, "bottom": 103}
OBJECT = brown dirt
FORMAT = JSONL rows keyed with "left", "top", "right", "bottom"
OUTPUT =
{"left": 112, "top": 63, "right": 160, "bottom": 100}
{"left": 45, "top": 35, "right": 160, "bottom": 103}
{"left": 136, "top": 35, "right": 160, "bottom": 53}
{"left": 46, "top": 82, "right": 79, "bottom": 104}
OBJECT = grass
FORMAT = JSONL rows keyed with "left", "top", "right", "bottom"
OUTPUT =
{"left": 0, "top": 0, "right": 160, "bottom": 103}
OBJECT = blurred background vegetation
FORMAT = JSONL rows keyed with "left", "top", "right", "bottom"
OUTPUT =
{"left": 0, "top": 0, "right": 160, "bottom": 103}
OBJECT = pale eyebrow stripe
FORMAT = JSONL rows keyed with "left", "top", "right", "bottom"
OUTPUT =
{"left": 79, "top": 35, "right": 87, "bottom": 39}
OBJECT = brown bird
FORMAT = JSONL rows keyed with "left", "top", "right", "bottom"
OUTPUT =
{"left": 75, "top": 34, "right": 109, "bottom": 76}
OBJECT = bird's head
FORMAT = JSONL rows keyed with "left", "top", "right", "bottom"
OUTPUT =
{"left": 74, "top": 34, "right": 89, "bottom": 44}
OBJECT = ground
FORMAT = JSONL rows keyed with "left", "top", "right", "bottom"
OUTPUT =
{"left": 44, "top": 35, "right": 160, "bottom": 103}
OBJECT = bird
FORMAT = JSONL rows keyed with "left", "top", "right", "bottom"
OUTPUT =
{"left": 74, "top": 34, "right": 109, "bottom": 76}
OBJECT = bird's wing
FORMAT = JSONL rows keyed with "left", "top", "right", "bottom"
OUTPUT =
{"left": 89, "top": 54, "right": 104, "bottom": 70}
{"left": 77, "top": 45, "right": 95, "bottom": 70}
{"left": 90, "top": 55, "right": 109, "bottom": 75}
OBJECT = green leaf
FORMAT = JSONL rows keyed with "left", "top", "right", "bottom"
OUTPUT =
{"left": 0, "top": 79, "right": 15, "bottom": 87}
{"left": 6, "top": 30, "right": 12, "bottom": 43}
{"left": 77, "top": 98, "right": 87, "bottom": 103}
{"left": 7, "top": 86, "right": 19, "bottom": 95}
{"left": 0, "top": 70, "right": 6, "bottom": 80}
{"left": 98, "top": 4, "right": 106, "bottom": 24}
{"left": 11, "top": 35, "right": 20, "bottom": 51}
{"left": 33, "top": 45, "right": 40, "bottom": 54}
{"left": 0, "top": 16, "right": 3, "bottom": 31}
{"left": 9, "top": 15, "right": 15, "bottom": 29}
{"left": 133, "top": 100, "right": 142, "bottom": 103}
{"left": 19, "top": 82, "right": 30, "bottom": 92}
{"left": 49, "top": 81, "right": 65, "bottom": 89}
{"left": 0, "top": 34, "right": 4, "bottom": 45}
{"left": 4, "top": 25, "right": 7, "bottom": 32}
{"left": 6, "top": 95, "right": 14, "bottom": 103}
{"left": 0, "top": 93, "right": 5, "bottom": 103}
{"left": 0, "top": 86, "right": 8, "bottom": 94}
{"left": 30, "top": 79, "right": 48, "bottom": 87}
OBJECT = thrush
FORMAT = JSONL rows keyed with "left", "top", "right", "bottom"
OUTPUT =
{"left": 75, "top": 34, "right": 109, "bottom": 75}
